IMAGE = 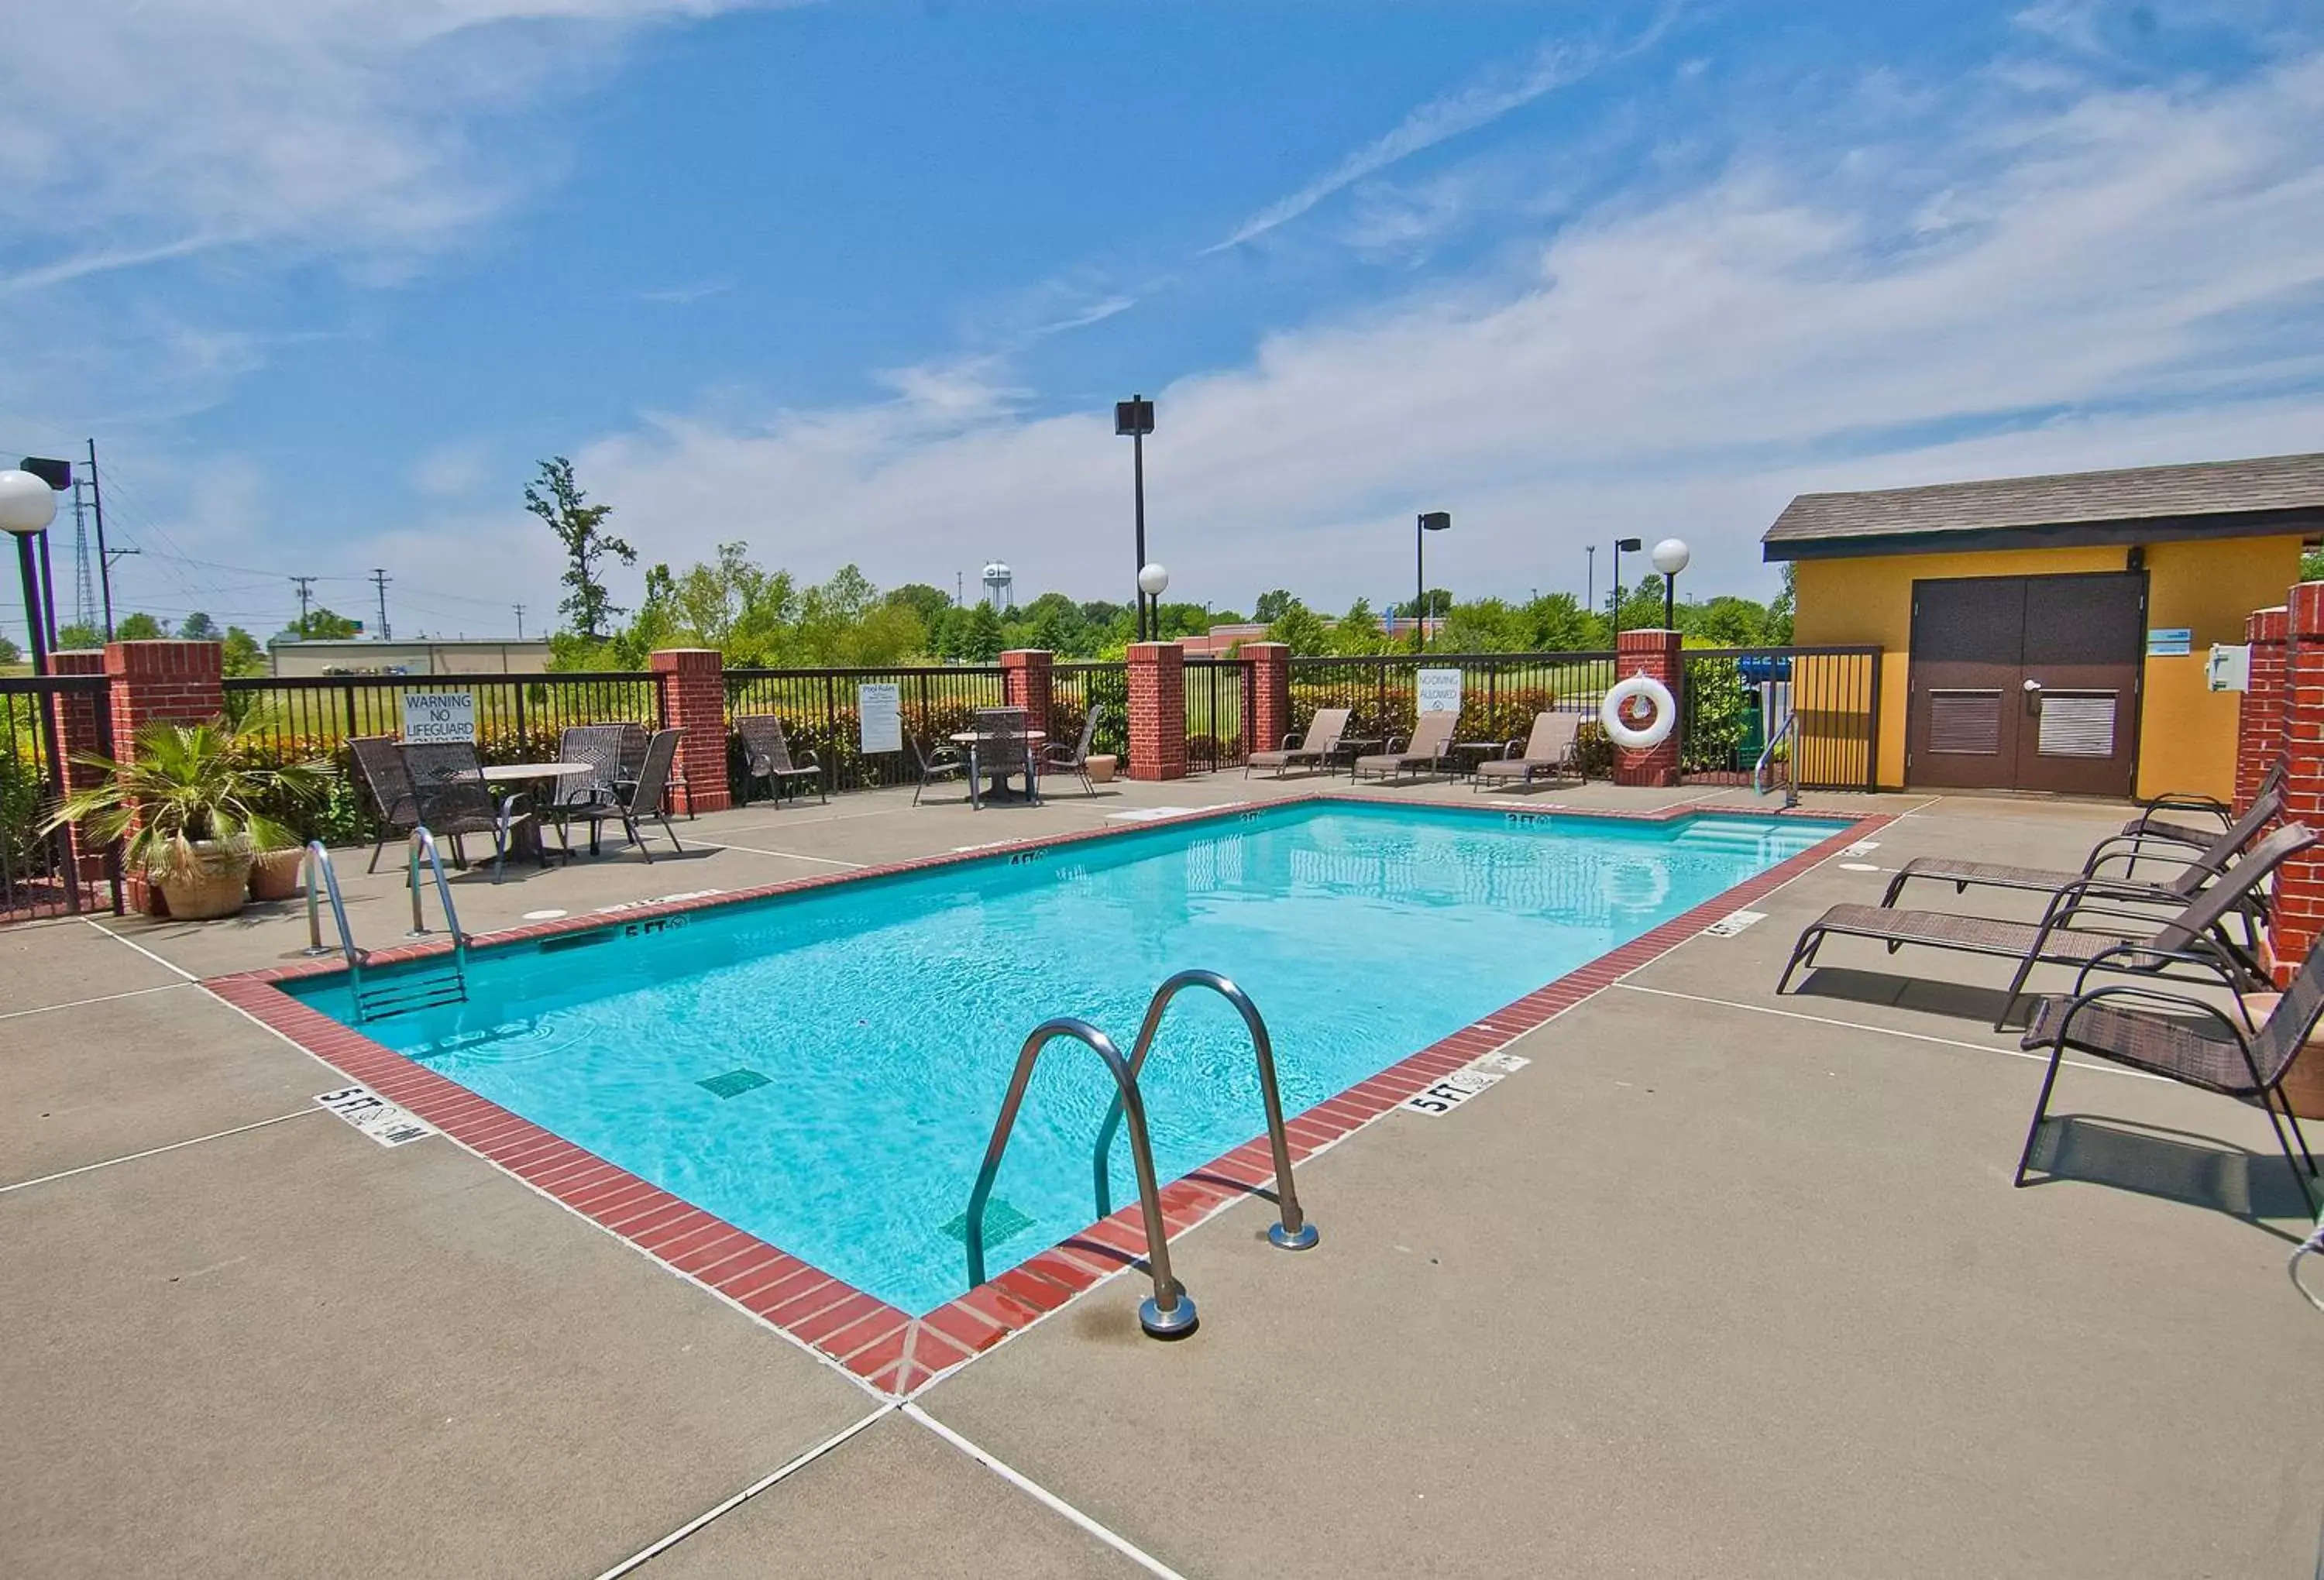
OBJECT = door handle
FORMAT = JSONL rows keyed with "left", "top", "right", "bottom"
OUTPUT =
{"left": 2022, "top": 678, "right": 2042, "bottom": 692}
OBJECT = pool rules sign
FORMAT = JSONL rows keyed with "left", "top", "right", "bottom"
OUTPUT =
{"left": 857, "top": 683, "right": 902, "bottom": 754}
{"left": 401, "top": 691, "right": 476, "bottom": 744}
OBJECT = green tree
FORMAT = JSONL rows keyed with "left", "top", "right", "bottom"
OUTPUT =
{"left": 524, "top": 455, "right": 636, "bottom": 639}
{"left": 885, "top": 582, "right": 953, "bottom": 630}
{"left": 1265, "top": 599, "right": 1332, "bottom": 654}
{"left": 55, "top": 621, "right": 102, "bottom": 651}
{"left": 1253, "top": 589, "right": 1295, "bottom": 623}
{"left": 178, "top": 611, "right": 220, "bottom": 641}
{"left": 1439, "top": 598, "right": 1528, "bottom": 652}
{"left": 1397, "top": 588, "right": 1453, "bottom": 619}
{"left": 221, "top": 627, "right": 268, "bottom": 677}
{"left": 115, "top": 612, "right": 169, "bottom": 641}
{"left": 0, "top": 634, "right": 18, "bottom": 665}
{"left": 1767, "top": 564, "right": 1796, "bottom": 644}
{"left": 273, "top": 606, "right": 363, "bottom": 644}
{"left": 960, "top": 602, "right": 1006, "bottom": 662}
{"left": 1328, "top": 598, "right": 1391, "bottom": 656}
{"left": 1519, "top": 592, "right": 1600, "bottom": 651}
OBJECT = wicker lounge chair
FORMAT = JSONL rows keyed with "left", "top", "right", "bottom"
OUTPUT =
{"left": 910, "top": 733, "right": 969, "bottom": 805}
{"left": 736, "top": 714, "right": 825, "bottom": 806}
{"left": 2119, "top": 757, "right": 2284, "bottom": 849}
{"left": 399, "top": 741, "right": 534, "bottom": 881}
{"left": 1043, "top": 706, "right": 1105, "bottom": 795}
{"left": 1776, "top": 823, "right": 2315, "bottom": 1029}
{"left": 1473, "top": 712, "right": 1582, "bottom": 794}
{"left": 559, "top": 728, "right": 684, "bottom": 860}
{"left": 349, "top": 735, "right": 420, "bottom": 874}
{"left": 1882, "top": 786, "right": 2283, "bottom": 911}
{"left": 1246, "top": 707, "right": 1350, "bottom": 779}
{"left": 1351, "top": 710, "right": 1460, "bottom": 784}
{"left": 2015, "top": 934, "right": 2322, "bottom": 1211}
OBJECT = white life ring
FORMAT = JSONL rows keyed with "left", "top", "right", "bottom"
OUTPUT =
{"left": 1600, "top": 674, "right": 1676, "bottom": 750}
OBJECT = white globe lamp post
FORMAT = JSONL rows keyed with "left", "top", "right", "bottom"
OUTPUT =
{"left": 1650, "top": 537, "right": 1691, "bottom": 630}
{"left": 0, "top": 469, "right": 61, "bottom": 673}
{"left": 1136, "top": 562, "right": 1170, "bottom": 639}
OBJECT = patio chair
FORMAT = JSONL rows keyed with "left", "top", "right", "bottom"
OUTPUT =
{"left": 2119, "top": 757, "right": 2285, "bottom": 849}
{"left": 909, "top": 732, "right": 969, "bottom": 806}
{"left": 1246, "top": 706, "right": 1349, "bottom": 779}
{"left": 1350, "top": 710, "right": 1460, "bottom": 784}
{"left": 617, "top": 722, "right": 650, "bottom": 795}
{"left": 399, "top": 741, "right": 535, "bottom": 881}
{"left": 1043, "top": 706, "right": 1105, "bottom": 795}
{"left": 1882, "top": 785, "right": 2284, "bottom": 915}
{"left": 1776, "top": 822, "right": 2315, "bottom": 1029}
{"left": 548, "top": 724, "right": 628, "bottom": 839}
{"left": 1473, "top": 712, "right": 1582, "bottom": 794}
{"left": 735, "top": 714, "right": 826, "bottom": 806}
{"left": 349, "top": 735, "right": 419, "bottom": 874}
{"left": 2014, "top": 932, "right": 2323, "bottom": 1212}
{"left": 968, "top": 707, "right": 1039, "bottom": 809}
{"left": 559, "top": 728, "right": 685, "bottom": 861}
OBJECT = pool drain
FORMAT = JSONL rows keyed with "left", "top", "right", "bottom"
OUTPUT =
{"left": 696, "top": 1068, "right": 771, "bottom": 1099}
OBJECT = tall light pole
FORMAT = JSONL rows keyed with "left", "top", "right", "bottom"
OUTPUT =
{"left": 1116, "top": 395, "right": 1156, "bottom": 641}
{"left": 1609, "top": 537, "right": 1642, "bottom": 640}
{"left": 1415, "top": 510, "right": 1451, "bottom": 651}
{"left": 1651, "top": 538, "right": 1691, "bottom": 630}
{"left": 1585, "top": 544, "right": 1596, "bottom": 617}
{"left": 1, "top": 468, "right": 66, "bottom": 789}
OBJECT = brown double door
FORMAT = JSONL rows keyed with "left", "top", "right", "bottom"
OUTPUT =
{"left": 1906, "top": 572, "right": 2144, "bottom": 798}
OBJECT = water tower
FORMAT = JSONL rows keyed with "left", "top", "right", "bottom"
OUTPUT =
{"left": 982, "top": 560, "right": 1014, "bottom": 612}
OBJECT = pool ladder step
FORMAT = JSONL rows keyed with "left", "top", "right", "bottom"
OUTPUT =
{"left": 963, "top": 969, "right": 1316, "bottom": 1341}
{"left": 303, "top": 829, "right": 472, "bottom": 1024}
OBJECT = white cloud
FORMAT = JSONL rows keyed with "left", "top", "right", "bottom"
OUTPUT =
{"left": 412, "top": 442, "right": 497, "bottom": 500}
{"left": 554, "top": 44, "right": 2324, "bottom": 612}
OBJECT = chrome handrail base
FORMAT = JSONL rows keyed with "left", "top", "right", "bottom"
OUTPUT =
{"left": 1138, "top": 1291, "right": 1199, "bottom": 1338}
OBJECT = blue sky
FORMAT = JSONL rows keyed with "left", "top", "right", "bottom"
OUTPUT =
{"left": 4, "top": 0, "right": 2322, "bottom": 644}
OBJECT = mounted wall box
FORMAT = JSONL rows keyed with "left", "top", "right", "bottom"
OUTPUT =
{"left": 2207, "top": 643, "right": 2251, "bottom": 692}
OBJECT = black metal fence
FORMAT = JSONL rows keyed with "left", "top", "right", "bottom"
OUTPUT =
{"left": 1289, "top": 651, "right": 1619, "bottom": 754}
{"left": 222, "top": 672, "right": 666, "bottom": 763}
{"left": 2, "top": 676, "right": 121, "bottom": 920}
{"left": 1677, "top": 647, "right": 1880, "bottom": 791}
{"left": 726, "top": 665, "right": 1013, "bottom": 794}
{"left": 1053, "top": 663, "right": 1130, "bottom": 769}
{"left": 1184, "top": 658, "right": 1252, "bottom": 772}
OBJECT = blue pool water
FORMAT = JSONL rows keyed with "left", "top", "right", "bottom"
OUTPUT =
{"left": 291, "top": 803, "right": 1842, "bottom": 1314}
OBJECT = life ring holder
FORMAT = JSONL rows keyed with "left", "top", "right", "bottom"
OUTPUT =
{"left": 1600, "top": 673, "right": 1676, "bottom": 750}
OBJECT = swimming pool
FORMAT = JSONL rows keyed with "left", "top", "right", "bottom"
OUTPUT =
{"left": 288, "top": 802, "right": 1845, "bottom": 1315}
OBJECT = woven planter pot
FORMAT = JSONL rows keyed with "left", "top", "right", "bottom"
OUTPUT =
{"left": 156, "top": 846, "right": 253, "bottom": 921}
{"left": 248, "top": 848, "right": 305, "bottom": 902}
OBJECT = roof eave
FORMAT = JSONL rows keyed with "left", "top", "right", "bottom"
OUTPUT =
{"left": 1762, "top": 505, "right": 2324, "bottom": 562}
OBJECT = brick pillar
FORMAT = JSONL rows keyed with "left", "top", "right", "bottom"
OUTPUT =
{"left": 47, "top": 650, "right": 110, "bottom": 885}
{"left": 2270, "top": 584, "right": 2324, "bottom": 980}
{"left": 650, "top": 648, "right": 734, "bottom": 815}
{"left": 999, "top": 649, "right": 1054, "bottom": 742}
{"left": 1126, "top": 641, "right": 1187, "bottom": 781}
{"left": 2236, "top": 605, "right": 2288, "bottom": 818}
{"left": 1611, "top": 628, "right": 1684, "bottom": 788}
{"left": 1243, "top": 641, "right": 1292, "bottom": 761}
{"left": 105, "top": 640, "right": 227, "bottom": 913}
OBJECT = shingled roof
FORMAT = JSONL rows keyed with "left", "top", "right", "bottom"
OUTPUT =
{"left": 1762, "top": 452, "right": 2324, "bottom": 559}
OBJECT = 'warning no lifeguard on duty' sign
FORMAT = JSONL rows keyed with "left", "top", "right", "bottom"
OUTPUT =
{"left": 400, "top": 692, "right": 476, "bottom": 744}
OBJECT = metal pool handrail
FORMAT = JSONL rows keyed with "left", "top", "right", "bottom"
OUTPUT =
{"left": 301, "top": 841, "right": 364, "bottom": 996}
{"left": 404, "top": 826, "right": 468, "bottom": 967}
{"left": 964, "top": 1017, "right": 1196, "bottom": 1338}
{"left": 1755, "top": 710, "right": 1800, "bottom": 809}
{"left": 1092, "top": 969, "right": 1317, "bottom": 1252}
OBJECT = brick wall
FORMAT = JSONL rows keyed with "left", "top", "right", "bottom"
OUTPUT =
{"left": 651, "top": 648, "right": 734, "bottom": 814}
{"left": 2235, "top": 605, "right": 2288, "bottom": 819}
{"left": 1243, "top": 641, "right": 1292, "bottom": 760}
{"left": 2271, "top": 585, "right": 2324, "bottom": 979}
{"left": 104, "top": 641, "right": 227, "bottom": 913}
{"left": 999, "top": 649, "right": 1054, "bottom": 747}
{"left": 1126, "top": 642, "right": 1187, "bottom": 781}
{"left": 1611, "top": 628, "right": 1684, "bottom": 788}
{"left": 46, "top": 650, "right": 111, "bottom": 884}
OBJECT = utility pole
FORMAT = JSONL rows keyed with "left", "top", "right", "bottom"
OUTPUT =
{"left": 290, "top": 575, "right": 316, "bottom": 637}
{"left": 513, "top": 603, "right": 525, "bottom": 639}
{"left": 370, "top": 568, "right": 392, "bottom": 641}
{"left": 1585, "top": 545, "right": 1595, "bottom": 620}
{"left": 84, "top": 439, "right": 118, "bottom": 640}
{"left": 955, "top": 570, "right": 964, "bottom": 606}
{"left": 68, "top": 476, "right": 96, "bottom": 633}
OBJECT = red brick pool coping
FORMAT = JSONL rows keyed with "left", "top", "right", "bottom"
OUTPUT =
{"left": 207, "top": 793, "right": 1885, "bottom": 1396}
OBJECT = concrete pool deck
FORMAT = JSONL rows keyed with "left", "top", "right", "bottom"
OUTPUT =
{"left": 3, "top": 772, "right": 2319, "bottom": 1575}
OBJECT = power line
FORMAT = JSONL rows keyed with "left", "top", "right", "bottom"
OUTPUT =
{"left": 290, "top": 575, "right": 316, "bottom": 636}
{"left": 370, "top": 568, "right": 392, "bottom": 641}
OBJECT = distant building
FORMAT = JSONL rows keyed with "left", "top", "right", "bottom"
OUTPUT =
{"left": 270, "top": 637, "right": 553, "bottom": 678}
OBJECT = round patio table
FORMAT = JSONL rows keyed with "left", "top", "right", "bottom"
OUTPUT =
{"left": 949, "top": 730, "right": 1046, "bottom": 807}
{"left": 482, "top": 761, "right": 593, "bottom": 861}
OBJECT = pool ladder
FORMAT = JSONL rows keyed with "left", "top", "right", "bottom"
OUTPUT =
{"left": 301, "top": 829, "right": 471, "bottom": 1022}
{"left": 963, "top": 969, "right": 1315, "bottom": 1340}
{"left": 1755, "top": 710, "right": 1800, "bottom": 809}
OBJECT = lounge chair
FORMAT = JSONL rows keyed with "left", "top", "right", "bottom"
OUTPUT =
{"left": 1473, "top": 712, "right": 1582, "bottom": 794}
{"left": 559, "top": 728, "right": 684, "bottom": 861}
{"left": 1246, "top": 707, "right": 1350, "bottom": 779}
{"left": 1351, "top": 710, "right": 1459, "bottom": 784}
{"left": 349, "top": 735, "right": 419, "bottom": 874}
{"left": 2015, "top": 932, "right": 2322, "bottom": 1211}
{"left": 910, "top": 733, "right": 969, "bottom": 805}
{"left": 2119, "top": 757, "right": 2284, "bottom": 849}
{"left": 399, "top": 741, "right": 535, "bottom": 881}
{"left": 1776, "top": 823, "right": 2315, "bottom": 1029}
{"left": 1882, "top": 785, "right": 2283, "bottom": 912}
{"left": 1043, "top": 706, "right": 1105, "bottom": 795}
{"left": 736, "top": 714, "right": 825, "bottom": 805}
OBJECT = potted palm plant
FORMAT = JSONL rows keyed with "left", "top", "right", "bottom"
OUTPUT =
{"left": 46, "top": 720, "right": 331, "bottom": 921}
